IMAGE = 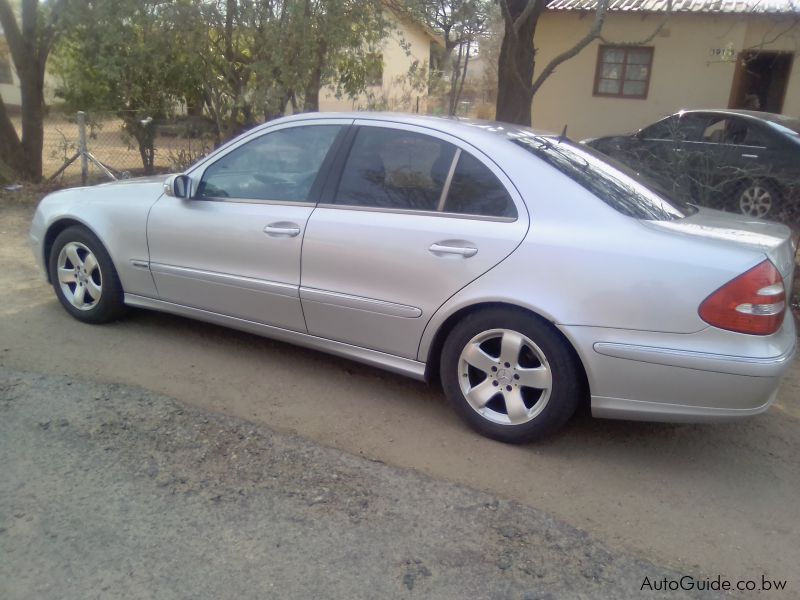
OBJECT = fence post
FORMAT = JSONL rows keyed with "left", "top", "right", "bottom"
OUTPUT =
{"left": 77, "top": 111, "right": 88, "bottom": 186}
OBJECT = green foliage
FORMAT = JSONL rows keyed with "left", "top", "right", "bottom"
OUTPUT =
{"left": 179, "top": 0, "right": 389, "bottom": 139}
{"left": 52, "top": 0, "right": 200, "bottom": 172}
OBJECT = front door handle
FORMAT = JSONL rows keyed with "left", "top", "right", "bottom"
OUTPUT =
{"left": 429, "top": 242, "right": 478, "bottom": 258}
{"left": 264, "top": 222, "right": 301, "bottom": 237}
{"left": 741, "top": 153, "right": 759, "bottom": 159}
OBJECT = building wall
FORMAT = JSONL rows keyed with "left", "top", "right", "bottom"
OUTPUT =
{"left": 1, "top": 36, "right": 22, "bottom": 106}
{"left": 319, "top": 11, "right": 434, "bottom": 113}
{"left": 531, "top": 12, "right": 800, "bottom": 139}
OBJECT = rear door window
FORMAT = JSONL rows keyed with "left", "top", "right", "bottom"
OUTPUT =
{"left": 334, "top": 126, "right": 517, "bottom": 218}
{"left": 334, "top": 127, "right": 455, "bottom": 211}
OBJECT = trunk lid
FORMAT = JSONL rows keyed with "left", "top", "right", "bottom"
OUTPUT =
{"left": 645, "top": 207, "right": 797, "bottom": 289}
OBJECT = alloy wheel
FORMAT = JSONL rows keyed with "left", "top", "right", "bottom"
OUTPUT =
{"left": 57, "top": 241, "right": 102, "bottom": 311}
{"left": 739, "top": 185, "right": 773, "bottom": 218}
{"left": 457, "top": 328, "right": 552, "bottom": 426}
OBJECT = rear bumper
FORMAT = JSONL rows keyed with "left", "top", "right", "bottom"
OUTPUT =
{"left": 561, "top": 317, "right": 796, "bottom": 422}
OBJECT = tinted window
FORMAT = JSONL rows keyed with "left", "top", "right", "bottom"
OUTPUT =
{"left": 198, "top": 125, "right": 341, "bottom": 201}
{"left": 639, "top": 114, "right": 704, "bottom": 142}
{"left": 701, "top": 117, "right": 765, "bottom": 146}
{"left": 639, "top": 117, "right": 676, "bottom": 140}
{"left": 335, "top": 128, "right": 456, "bottom": 211}
{"left": 512, "top": 134, "right": 696, "bottom": 221}
{"left": 444, "top": 152, "right": 516, "bottom": 218}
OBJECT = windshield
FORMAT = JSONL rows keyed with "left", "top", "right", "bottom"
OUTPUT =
{"left": 509, "top": 132, "right": 697, "bottom": 221}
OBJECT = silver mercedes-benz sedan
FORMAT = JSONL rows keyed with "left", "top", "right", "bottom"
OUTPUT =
{"left": 30, "top": 113, "right": 797, "bottom": 443}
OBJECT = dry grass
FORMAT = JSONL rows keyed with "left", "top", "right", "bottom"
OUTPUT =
{"left": 11, "top": 112, "right": 209, "bottom": 186}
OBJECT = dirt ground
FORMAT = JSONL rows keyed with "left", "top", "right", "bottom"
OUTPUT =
{"left": 1, "top": 192, "right": 799, "bottom": 595}
{"left": 2, "top": 370, "right": 720, "bottom": 599}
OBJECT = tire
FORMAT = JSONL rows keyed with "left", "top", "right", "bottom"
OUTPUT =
{"left": 48, "top": 226, "right": 126, "bottom": 324}
{"left": 440, "top": 308, "right": 583, "bottom": 444}
{"left": 736, "top": 179, "right": 781, "bottom": 219}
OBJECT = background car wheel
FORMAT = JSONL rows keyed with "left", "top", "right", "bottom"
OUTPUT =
{"left": 440, "top": 308, "right": 584, "bottom": 443}
{"left": 48, "top": 226, "right": 126, "bottom": 324}
{"left": 737, "top": 180, "right": 781, "bottom": 219}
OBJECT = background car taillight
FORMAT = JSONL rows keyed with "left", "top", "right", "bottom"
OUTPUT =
{"left": 699, "top": 259, "right": 786, "bottom": 335}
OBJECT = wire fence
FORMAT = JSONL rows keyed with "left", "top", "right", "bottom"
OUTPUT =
{"left": 22, "top": 109, "right": 800, "bottom": 231}
{"left": 34, "top": 110, "right": 215, "bottom": 186}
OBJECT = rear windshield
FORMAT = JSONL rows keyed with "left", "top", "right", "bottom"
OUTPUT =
{"left": 764, "top": 115, "right": 800, "bottom": 139}
{"left": 510, "top": 132, "right": 697, "bottom": 221}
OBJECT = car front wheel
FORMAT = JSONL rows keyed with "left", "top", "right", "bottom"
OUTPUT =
{"left": 48, "top": 226, "right": 126, "bottom": 324}
{"left": 440, "top": 308, "right": 583, "bottom": 443}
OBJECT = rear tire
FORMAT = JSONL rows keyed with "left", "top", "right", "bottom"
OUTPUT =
{"left": 440, "top": 308, "right": 583, "bottom": 443}
{"left": 736, "top": 179, "right": 781, "bottom": 219}
{"left": 48, "top": 226, "right": 126, "bottom": 324}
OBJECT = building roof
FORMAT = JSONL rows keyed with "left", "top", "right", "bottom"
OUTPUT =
{"left": 546, "top": 0, "right": 800, "bottom": 13}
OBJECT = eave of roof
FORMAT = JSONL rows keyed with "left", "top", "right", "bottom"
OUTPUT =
{"left": 546, "top": 0, "right": 800, "bottom": 14}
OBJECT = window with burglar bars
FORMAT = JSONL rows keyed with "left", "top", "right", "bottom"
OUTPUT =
{"left": 593, "top": 45, "right": 654, "bottom": 99}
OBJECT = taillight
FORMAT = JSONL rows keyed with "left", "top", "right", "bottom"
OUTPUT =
{"left": 699, "top": 260, "right": 786, "bottom": 335}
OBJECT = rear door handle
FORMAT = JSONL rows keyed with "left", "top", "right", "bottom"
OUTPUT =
{"left": 429, "top": 242, "right": 478, "bottom": 258}
{"left": 741, "top": 153, "right": 759, "bottom": 159}
{"left": 264, "top": 222, "right": 301, "bottom": 237}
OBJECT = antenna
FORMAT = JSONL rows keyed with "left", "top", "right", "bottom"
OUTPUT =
{"left": 557, "top": 124, "right": 568, "bottom": 143}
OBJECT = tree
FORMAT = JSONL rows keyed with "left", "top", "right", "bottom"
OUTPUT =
{"left": 185, "top": 0, "right": 387, "bottom": 143}
{"left": 0, "top": 0, "right": 71, "bottom": 181}
{"left": 52, "top": 0, "right": 201, "bottom": 173}
{"left": 404, "top": 0, "right": 491, "bottom": 115}
{"left": 495, "top": 0, "right": 671, "bottom": 125}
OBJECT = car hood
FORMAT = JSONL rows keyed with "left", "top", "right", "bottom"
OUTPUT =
{"left": 644, "top": 208, "right": 797, "bottom": 279}
{"left": 98, "top": 174, "right": 173, "bottom": 187}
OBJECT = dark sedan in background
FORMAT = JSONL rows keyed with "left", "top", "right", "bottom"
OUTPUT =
{"left": 584, "top": 110, "right": 800, "bottom": 222}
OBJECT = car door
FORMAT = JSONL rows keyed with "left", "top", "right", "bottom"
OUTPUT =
{"left": 628, "top": 114, "right": 704, "bottom": 191}
{"left": 147, "top": 119, "right": 349, "bottom": 331}
{"left": 299, "top": 121, "right": 529, "bottom": 359}
{"left": 686, "top": 116, "right": 769, "bottom": 202}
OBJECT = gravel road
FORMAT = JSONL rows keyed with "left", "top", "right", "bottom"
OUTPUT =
{"left": 1, "top": 369, "right": 715, "bottom": 600}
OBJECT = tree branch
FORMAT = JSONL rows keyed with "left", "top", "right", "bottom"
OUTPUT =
{"left": 513, "top": 0, "right": 539, "bottom": 35}
{"left": 530, "top": 0, "right": 609, "bottom": 96}
{"left": 531, "top": 0, "right": 673, "bottom": 97}
{"left": 0, "top": 0, "right": 26, "bottom": 69}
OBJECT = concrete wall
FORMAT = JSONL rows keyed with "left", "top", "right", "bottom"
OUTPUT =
{"left": 319, "top": 11, "right": 434, "bottom": 113}
{"left": 531, "top": 12, "right": 800, "bottom": 139}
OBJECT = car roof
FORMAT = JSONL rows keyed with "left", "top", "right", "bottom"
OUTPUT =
{"left": 675, "top": 108, "right": 785, "bottom": 123}
{"left": 253, "top": 111, "right": 557, "bottom": 144}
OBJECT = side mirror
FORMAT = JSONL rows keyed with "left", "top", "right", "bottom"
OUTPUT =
{"left": 163, "top": 174, "right": 192, "bottom": 199}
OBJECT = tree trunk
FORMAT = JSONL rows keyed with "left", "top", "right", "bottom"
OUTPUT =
{"left": 0, "top": 0, "right": 67, "bottom": 181}
{"left": 0, "top": 96, "right": 28, "bottom": 177}
{"left": 495, "top": 0, "right": 543, "bottom": 126}
{"left": 302, "top": 63, "right": 321, "bottom": 111}
{"left": 18, "top": 64, "right": 46, "bottom": 180}
{"left": 302, "top": 39, "right": 326, "bottom": 113}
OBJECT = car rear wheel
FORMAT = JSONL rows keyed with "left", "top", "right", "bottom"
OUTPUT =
{"left": 440, "top": 308, "right": 583, "bottom": 443}
{"left": 737, "top": 180, "right": 780, "bottom": 219}
{"left": 48, "top": 226, "right": 126, "bottom": 324}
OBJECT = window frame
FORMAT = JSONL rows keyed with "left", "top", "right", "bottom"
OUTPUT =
{"left": 186, "top": 119, "right": 352, "bottom": 206}
{"left": 593, "top": 45, "right": 654, "bottom": 100}
{"left": 319, "top": 121, "right": 520, "bottom": 223}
